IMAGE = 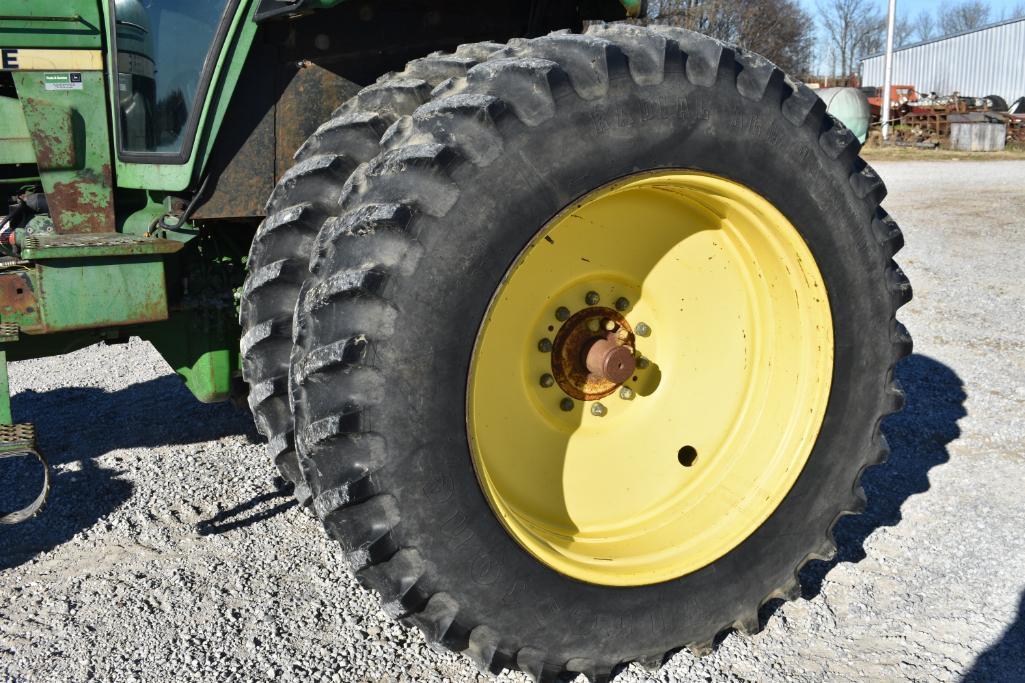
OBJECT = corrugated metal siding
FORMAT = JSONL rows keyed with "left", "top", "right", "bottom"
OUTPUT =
{"left": 861, "top": 18, "right": 1025, "bottom": 102}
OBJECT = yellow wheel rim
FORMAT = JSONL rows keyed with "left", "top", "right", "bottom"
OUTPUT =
{"left": 467, "top": 171, "right": 834, "bottom": 586}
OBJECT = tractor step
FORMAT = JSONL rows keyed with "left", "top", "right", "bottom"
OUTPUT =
{"left": 21, "top": 232, "right": 184, "bottom": 260}
{"left": 0, "top": 234, "right": 177, "bottom": 335}
{"left": 0, "top": 422, "right": 49, "bottom": 525}
{"left": 0, "top": 322, "right": 49, "bottom": 525}
{"left": 0, "top": 321, "right": 18, "bottom": 343}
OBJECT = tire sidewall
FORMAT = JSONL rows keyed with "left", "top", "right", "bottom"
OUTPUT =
{"left": 360, "top": 68, "right": 891, "bottom": 662}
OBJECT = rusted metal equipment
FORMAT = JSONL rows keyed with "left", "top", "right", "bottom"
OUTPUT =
{"left": 869, "top": 86, "right": 1022, "bottom": 148}
{"left": 865, "top": 84, "right": 920, "bottom": 120}
{"left": 900, "top": 108, "right": 961, "bottom": 137}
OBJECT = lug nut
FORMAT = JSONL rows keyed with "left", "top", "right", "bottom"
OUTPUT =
{"left": 538, "top": 338, "right": 553, "bottom": 353}
{"left": 585, "top": 291, "right": 600, "bottom": 306}
{"left": 540, "top": 374, "right": 555, "bottom": 388}
{"left": 637, "top": 356, "right": 650, "bottom": 369}
{"left": 560, "top": 398, "right": 575, "bottom": 412}
{"left": 635, "top": 322, "right": 652, "bottom": 337}
{"left": 615, "top": 297, "right": 630, "bottom": 312}
{"left": 620, "top": 386, "right": 635, "bottom": 400}
{"left": 555, "top": 306, "right": 571, "bottom": 322}
{"left": 591, "top": 402, "right": 608, "bottom": 417}
{"left": 586, "top": 318, "right": 601, "bottom": 332}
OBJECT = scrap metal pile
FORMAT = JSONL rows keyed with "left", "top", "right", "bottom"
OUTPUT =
{"left": 864, "top": 85, "right": 1025, "bottom": 148}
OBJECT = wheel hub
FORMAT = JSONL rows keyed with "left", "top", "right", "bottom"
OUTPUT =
{"left": 551, "top": 307, "right": 636, "bottom": 400}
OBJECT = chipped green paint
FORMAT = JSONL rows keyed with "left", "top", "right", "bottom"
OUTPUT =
{"left": 14, "top": 69, "right": 114, "bottom": 233}
{"left": 0, "top": 257, "right": 168, "bottom": 334}
{"left": 39, "top": 258, "right": 168, "bottom": 330}
{"left": 18, "top": 96, "right": 76, "bottom": 168}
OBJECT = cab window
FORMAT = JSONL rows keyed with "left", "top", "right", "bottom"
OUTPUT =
{"left": 113, "top": 0, "right": 231, "bottom": 157}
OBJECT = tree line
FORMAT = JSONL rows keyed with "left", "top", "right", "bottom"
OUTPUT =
{"left": 636, "top": 0, "right": 1025, "bottom": 81}
{"left": 818, "top": 0, "right": 1025, "bottom": 81}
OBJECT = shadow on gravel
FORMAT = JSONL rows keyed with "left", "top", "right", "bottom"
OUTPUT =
{"left": 0, "top": 374, "right": 258, "bottom": 571}
{"left": 796, "top": 353, "right": 967, "bottom": 599}
{"left": 964, "top": 590, "right": 1025, "bottom": 681}
{"left": 197, "top": 477, "right": 296, "bottom": 536}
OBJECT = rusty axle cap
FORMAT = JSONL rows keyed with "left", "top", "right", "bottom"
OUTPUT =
{"left": 550, "top": 307, "right": 637, "bottom": 401}
{"left": 586, "top": 336, "right": 636, "bottom": 384}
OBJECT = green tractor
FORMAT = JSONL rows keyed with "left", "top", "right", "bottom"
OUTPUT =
{"left": 0, "top": 0, "right": 911, "bottom": 678}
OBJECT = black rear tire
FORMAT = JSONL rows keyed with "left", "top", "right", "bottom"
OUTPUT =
{"left": 985, "top": 94, "right": 1008, "bottom": 112}
{"left": 240, "top": 44, "right": 505, "bottom": 501}
{"left": 290, "top": 26, "right": 912, "bottom": 680}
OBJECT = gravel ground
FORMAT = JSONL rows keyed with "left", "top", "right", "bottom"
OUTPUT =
{"left": 2, "top": 160, "right": 1023, "bottom": 682}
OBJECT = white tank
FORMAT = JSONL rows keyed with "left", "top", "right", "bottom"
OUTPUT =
{"left": 816, "top": 87, "right": 871, "bottom": 144}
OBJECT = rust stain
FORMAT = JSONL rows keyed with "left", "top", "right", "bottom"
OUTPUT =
{"left": 29, "top": 130, "right": 62, "bottom": 169}
{"left": 550, "top": 306, "right": 637, "bottom": 401}
{"left": 49, "top": 164, "right": 115, "bottom": 234}
{"left": 22, "top": 97, "right": 77, "bottom": 170}
{"left": 0, "top": 271, "right": 42, "bottom": 331}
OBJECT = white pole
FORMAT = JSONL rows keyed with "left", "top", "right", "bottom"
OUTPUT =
{"left": 881, "top": 0, "right": 897, "bottom": 142}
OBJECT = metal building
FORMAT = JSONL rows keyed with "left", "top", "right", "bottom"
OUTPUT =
{"left": 860, "top": 17, "right": 1025, "bottom": 103}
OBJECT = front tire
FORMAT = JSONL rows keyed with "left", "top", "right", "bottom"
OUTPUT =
{"left": 290, "top": 26, "right": 911, "bottom": 680}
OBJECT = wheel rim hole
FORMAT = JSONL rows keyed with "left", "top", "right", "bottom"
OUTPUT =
{"left": 677, "top": 446, "right": 698, "bottom": 467}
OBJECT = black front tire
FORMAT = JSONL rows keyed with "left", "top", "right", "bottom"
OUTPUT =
{"left": 289, "top": 26, "right": 911, "bottom": 680}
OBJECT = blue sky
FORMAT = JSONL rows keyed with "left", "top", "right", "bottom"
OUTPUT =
{"left": 798, "top": 0, "right": 1024, "bottom": 73}
{"left": 799, "top": 0, "right": 1025, "bottom": 24}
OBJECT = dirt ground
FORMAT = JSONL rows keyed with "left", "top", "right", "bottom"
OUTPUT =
{"left": 1, "top": 160, "right": 1023, "bottom": 682}
{"left": 860, "top": 144, "right": 1025, "bottom": 162}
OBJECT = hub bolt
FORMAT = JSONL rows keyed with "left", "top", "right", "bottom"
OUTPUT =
{"left": 635, "top": 322, "right": 652, "bottom": 337}
{"left": 540, "top": 374, "right": 555, "bottom": 388}
{"left": 560, "top": 398, "right": 575, "bottom": 412}
{"left": 619, "top": 386, "right": 635, "bottom": 400}
{"left": 538, "top": 338, "right": 553, "bottom": 353}
{"left": 591, "top": 402, "right": 608, "bottom": 417}
{"left": 615, "top": 297, "right": 630, "bottom": 312}
{"left": 585, "top": 291, "right": 600, "bottom": 306}
{"left": 555, "top": 306, "right": 571, "bottom": 322}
